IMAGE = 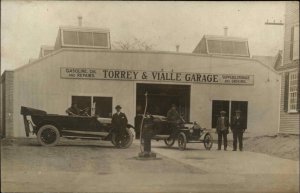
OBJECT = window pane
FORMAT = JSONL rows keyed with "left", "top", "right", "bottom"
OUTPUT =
{"left": 234, "top": 42, "right": 248, "bottom": 56}
{"left": 207, "top": 40, "right": 222, "bottom": 53}
{"left": 78, "top": 32, "right": 93, "bottom": 46}
{"left": 94, "top": 32, "right": 108, "bottom": 47}
{"left": 93, "top": 97, "right": 112, "bottom": 117}
{"left": 63, "top": 31, "right": 78, "bottom": 45}
{"left": 221, "top": 41, "right": 234, "bottom": 54}
{"left": 71, "top": 96, "right": 91, "bottom": 115}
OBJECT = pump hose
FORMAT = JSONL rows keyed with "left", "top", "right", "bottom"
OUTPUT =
{"left": 139, "top": 92, "right": 148, "bottom": 152}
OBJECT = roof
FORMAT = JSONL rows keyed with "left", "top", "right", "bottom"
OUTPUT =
{"left": 252, "top": 55, "right": 277, "bottom": 68}
{"left": 203, "top": 35, "right": 248, "bottom": 42}
{"left": 14, "top": 47, "right": 278, "bottom": 74}
{"left": 59, "top": 25, "right": 110, "bottom": 33}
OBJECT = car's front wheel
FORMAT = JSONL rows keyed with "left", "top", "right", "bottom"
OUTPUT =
{"left": 37, "top": 125, "right": 60, "bottom": 146}
{"left": 111, "top": 128, "right": 134, "bottom": 149}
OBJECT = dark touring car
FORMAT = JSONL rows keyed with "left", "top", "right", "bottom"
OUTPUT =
{"left": 20, "top": 106, "right": 134, "bottom": 148}
{"left": 135, "top": 114, "right": 213, "bottom": 151}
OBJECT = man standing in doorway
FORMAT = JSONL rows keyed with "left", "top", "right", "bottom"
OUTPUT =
{"left": 167, "top": 104, "right": 181, "bottom": 122}
{"left": 167, "top": 104, "right": 182, "bottom": 130}
{"left": 112, "top": 105, "right": 128, "bottom": 148}
{"left": 231, "top": 110, "right": 246, "bottom": 151}
{"left": 216, "top": 110, "right": 229, "bottom": 151}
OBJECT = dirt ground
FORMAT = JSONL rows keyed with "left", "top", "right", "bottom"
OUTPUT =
{"left": 1, "top": 138, "right": 299, "bottom": 192}
{"left": 242, "top": 134, "right": 299, "bottom": 161}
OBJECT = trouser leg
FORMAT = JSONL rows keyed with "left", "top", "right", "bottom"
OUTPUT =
{"left": 218, "top": 133, "right": 222, "bottom": 150}
{"left": 233, "top": 132, "right": 237, "bottom": 150}
{"left": 238, "top": 132, "right": 243, "bottom": 150}
{"left": 223, "top": 132, "right": 227, "bottom": 149}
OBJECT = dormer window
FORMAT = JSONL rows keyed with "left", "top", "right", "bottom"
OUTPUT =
{"left": 193, "top": 35, "right": 250, "bottom": 57}
{"left": 59, "top": 26, "right": 110, "bottom": 49}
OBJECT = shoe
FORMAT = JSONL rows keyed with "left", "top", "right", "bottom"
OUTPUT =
{"left": 224, "top": 148, "right": 227, "bottom": 151}
{"left": 217, "top": 148, "right": 221, "bottom": 150}
{"left": 239, "top": 149, "right": 243, "bottom": 151}
{"left": 232, "top": 149, "right": 237, "bottom": 151}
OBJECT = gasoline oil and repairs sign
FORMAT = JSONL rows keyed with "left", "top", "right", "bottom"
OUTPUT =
{"left": 60, "top": 67, "right": 254, "bottom": 85}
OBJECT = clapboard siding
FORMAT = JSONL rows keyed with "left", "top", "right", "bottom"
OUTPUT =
{"left": 283, "top": 2, "right": 299, "bottom": 67}
{"left": 1, "top": 71, "right": 14, "bottom": 137}
{"left": 279, "top": 72, "right": 299, "bottom": 134}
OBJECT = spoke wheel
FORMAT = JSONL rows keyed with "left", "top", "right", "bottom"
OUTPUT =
{"left": 178, "top": 132, "right": 187, "bottom": 151}
{"left": 204, "top": 133, "right": 213, "bottom": 150}
{"left": 164, "top": 138, "right": 175, "bottom": 147}
{"left": 37, "top": 125, "right": 60, "bottom": 146}
{"left": 112, "top": 128, "right": 134, "bottom": 149}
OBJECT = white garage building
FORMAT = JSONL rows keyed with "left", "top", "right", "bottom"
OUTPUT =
{"left": 1, "top": 25, "right": 280, "bottom": 137}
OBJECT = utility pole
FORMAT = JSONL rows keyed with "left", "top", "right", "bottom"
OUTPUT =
{"left": 265, "top": 19, "right": 284, "bottom": 26}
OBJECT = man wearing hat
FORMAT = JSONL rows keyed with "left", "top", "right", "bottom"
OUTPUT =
{"left": 216, "top": 110, "right": 230, "bottom": 150}
{"left": 66, "top": 103, "right": 81, "bottom": 116}
{"left": 112, "top": 105, "right": 128, "bottom": 147}
{"left": 231, "top": 110, "right": 246, "bottom": 151}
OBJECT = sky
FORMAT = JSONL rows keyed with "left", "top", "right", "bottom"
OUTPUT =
{"left": 1, "top": 1, "right": 285, "bottom": 73}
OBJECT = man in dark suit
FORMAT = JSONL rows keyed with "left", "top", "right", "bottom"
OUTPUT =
{"left": 231, "top": 110, "right": 246, "bottom": 151}
{"left": 112, "top": 105, "right": 128, "bottom": 147}
{"left": 216, "top": 110, "right": 229, "bottom": 151}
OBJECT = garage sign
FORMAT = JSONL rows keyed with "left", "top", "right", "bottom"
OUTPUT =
{"left": 60, "top": 67, "right": 254, "bottom": 85}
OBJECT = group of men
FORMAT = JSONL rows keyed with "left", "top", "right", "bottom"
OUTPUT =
{"left": 66, "top": 103, "right": 246, "bottom": 151}
{"left": 216, "top": 110, "right": 246, "bottom": 151}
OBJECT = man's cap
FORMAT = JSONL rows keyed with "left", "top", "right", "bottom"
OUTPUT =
{"left": 235, "top": 110, "right": 242, "bottom": 113}
{"left": 115, "top": 105, "right": 122, "bottom": 109}
{"left": 220, "top": 110, "right": 226, "bottom": 114}
{"left": 171, "top": 104, "right": 177, "bottom": 107}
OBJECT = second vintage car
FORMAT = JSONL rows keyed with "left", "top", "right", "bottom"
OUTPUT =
{"left": 135, "top": 114, "right": 213, "bottom": 151}
{"left": 20, "top": 106, "right": 134, "bottom": 148}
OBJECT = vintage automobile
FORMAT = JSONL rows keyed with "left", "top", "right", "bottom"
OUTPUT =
{"left": 135, "top": 114, "right": 213, "bottom": 151}
{"left": 20, "top": 106, "right": 134, "bottom": 148}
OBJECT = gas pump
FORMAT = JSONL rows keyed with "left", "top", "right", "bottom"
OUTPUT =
{"left": 138, "top": 92, "right": 157, "bottom": 159}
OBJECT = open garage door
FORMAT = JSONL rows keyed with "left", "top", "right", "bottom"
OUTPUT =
{"left": 136, "top": 83, "right": 191, "bottom": 121}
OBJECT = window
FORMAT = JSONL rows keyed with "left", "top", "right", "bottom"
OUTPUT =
{"left": 292, "top": 25, "right": 299, "bottom": 60}
{"left": 211, "top": 100, "right": 248, "bottom": 128}
{"left": 78, "top": 32, "right": 93, "bottom": 46}
{"left": 207, "top": 39, "right": 249, "bottom": 57}
{"left": 94, "top": 32, "right": 108, "bottom": 47}
{"left": 288, "top": 71, "right": 298, "bottom": 112}
{"left": 62, "top": 29, "right": 110, "bottom": 48}
{"left": 63, "top": 31, "right": 78, "bottom": 45}
{"left": 71, "top": 96, "right": 112, "bottom": 117}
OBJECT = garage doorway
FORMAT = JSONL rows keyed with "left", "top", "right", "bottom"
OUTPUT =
{"left": 211, "top": 100, "right": 248, "bottom": 129}
{"left": 136, "top": 83, "right": 191, "bottom": 121}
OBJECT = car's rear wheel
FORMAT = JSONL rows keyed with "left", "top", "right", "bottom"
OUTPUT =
{"left": 164, "top": 138, "right": 175, "bottom": 147}
{"left": 111, "top": 128, "right": 134, "bottom": 149}
{"left": 204, "top": 133, "right": 213, "bottom": 150}
{"left": 37, "top": 125, "right": 60, "bottom": 146}
{"left": 178, "top": 132, "right": 187, "bottom": 151}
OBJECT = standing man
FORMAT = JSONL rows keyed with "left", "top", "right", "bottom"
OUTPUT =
{"left": 216, "top": 110, "right": 229, "bottom": 151}
{"left": 112, "top": 105, "right": 128, "bottom": 148}
{"left": 167, "top": 104, "right": 181, "bottom": 123}
{"left": 231, "top": 110, "right": 246, "bottom": 151}
{"left": 167, "top": 104, "right": 182, "bottom": 130}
